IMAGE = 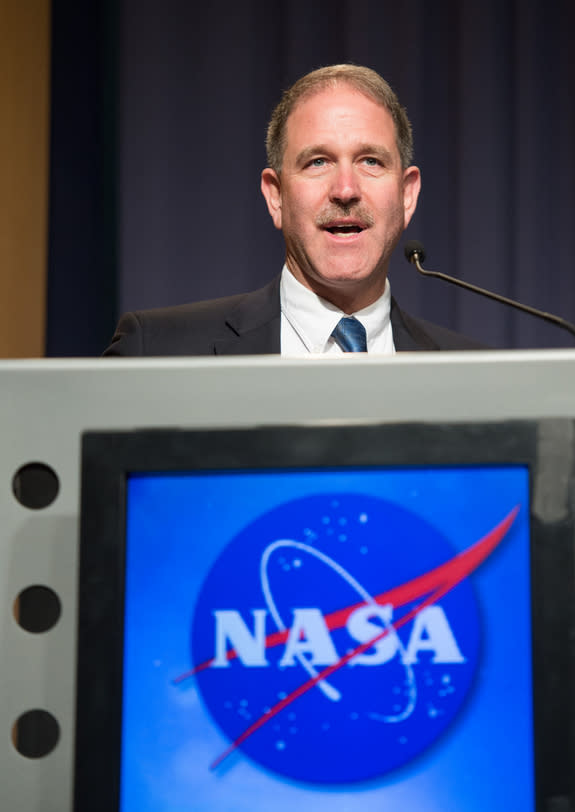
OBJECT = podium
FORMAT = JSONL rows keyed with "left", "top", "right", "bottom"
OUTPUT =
{"left": 1, "top": 351, "right": 575, "bottom": 811}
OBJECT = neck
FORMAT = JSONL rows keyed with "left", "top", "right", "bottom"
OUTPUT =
{"left": 286, "top": 264, "right": 387, "bottom": 314}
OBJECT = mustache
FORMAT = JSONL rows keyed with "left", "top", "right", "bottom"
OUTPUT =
{"left": 315, "top": 205, "right": 375, "bottom": 229}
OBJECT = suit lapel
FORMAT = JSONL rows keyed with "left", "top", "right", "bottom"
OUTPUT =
{"left": 390, "top": 297, "right": 438, "bottom": 351}
{"left": 213, "top": 276, "right": 282, "bottom": 355}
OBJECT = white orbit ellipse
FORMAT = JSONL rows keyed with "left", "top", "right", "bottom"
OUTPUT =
{"left": 259, "top": 539, "right": 416, "bottom": 720}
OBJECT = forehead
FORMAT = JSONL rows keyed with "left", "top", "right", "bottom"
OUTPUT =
{"left": 284, "top": 85, "right": 399, "bottom": 159}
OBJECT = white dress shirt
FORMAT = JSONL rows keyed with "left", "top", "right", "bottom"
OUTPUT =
{"left": 280, "top": 265, "right": 396, "bottom": 356}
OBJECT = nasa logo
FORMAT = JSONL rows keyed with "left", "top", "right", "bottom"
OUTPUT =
{"left": 190, "top": 494, "right": 483, "bottom": 783}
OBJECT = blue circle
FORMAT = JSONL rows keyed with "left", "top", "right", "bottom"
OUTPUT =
{"left": 191, "top": 493, "right": 480, "bottom": 783}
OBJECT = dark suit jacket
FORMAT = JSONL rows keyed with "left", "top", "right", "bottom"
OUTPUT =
{"left": 103, "top": 276, "right": 483, "bottom": 356}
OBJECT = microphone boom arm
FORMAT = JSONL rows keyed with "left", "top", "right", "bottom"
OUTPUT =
{"left": 405, "top": 245, "right": 575, "bottom": 339}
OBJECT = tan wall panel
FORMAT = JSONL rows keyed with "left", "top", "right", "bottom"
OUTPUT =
{"left": 0, "top": 1, "right": 51, "bottom": 358}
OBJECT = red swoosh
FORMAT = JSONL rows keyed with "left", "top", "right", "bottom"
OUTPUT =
{"left": 174, "top": 506, "right": 518, "bottom": 685}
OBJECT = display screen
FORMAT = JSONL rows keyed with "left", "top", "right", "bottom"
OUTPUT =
{"left": 120, "top": 464, "right": 533, "bottom": 811}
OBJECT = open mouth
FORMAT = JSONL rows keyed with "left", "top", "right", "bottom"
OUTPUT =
{"left": 325, "top": 224, "right": 364, "bottom": 235}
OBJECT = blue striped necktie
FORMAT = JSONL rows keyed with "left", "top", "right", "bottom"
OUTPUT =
{"left": 331, "top": 317, "right": 368, "bottom": 352}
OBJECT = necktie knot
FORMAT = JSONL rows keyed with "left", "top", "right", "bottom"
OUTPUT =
{"left": 331, "top": 317, "right": 367, "bottom": 353}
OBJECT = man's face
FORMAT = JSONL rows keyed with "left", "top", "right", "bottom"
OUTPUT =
{"left": 261, "top": 85, "right": 421, "bottom": 312}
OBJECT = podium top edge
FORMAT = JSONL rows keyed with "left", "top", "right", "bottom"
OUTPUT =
{"left": 1, "top": 348, "right": 575, "bottom": 371}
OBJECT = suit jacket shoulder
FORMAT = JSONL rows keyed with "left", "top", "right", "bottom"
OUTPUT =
{"left": 103, "top": 277, "right": 282, "bottom": 356}
{"left": 390, "top": 299, "right": 486, "bottom": 351}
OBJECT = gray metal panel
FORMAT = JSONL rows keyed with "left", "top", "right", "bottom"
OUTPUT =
{"left": 2, "top": 350, "right": 575, "bottom": 811}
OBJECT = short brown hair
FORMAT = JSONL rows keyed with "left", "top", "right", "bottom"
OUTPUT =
{"left": 265, "top": 64, "right": 414, "bottom": 172}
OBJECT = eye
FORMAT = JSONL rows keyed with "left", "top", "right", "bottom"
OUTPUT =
{"left": 310, "top": 157, "right": 326, "bottom": 167}
{"left": 362, "top": 156, "right": 380, "bottom": 167}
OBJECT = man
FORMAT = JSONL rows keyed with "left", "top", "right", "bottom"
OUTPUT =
{"left": 104, "top": 64, "right": 480, "bottom": 356}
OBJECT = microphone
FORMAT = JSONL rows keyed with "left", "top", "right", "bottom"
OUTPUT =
{"left": 404, "top": 240, "right": 575, "bottom": 338}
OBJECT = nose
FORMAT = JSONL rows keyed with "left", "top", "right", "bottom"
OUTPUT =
{"left": 329, "top": 161, "right": 361, "bottom": 206}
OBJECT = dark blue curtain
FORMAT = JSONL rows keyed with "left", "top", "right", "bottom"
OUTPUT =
{"left": 47, "top": 0, "right": 575, "bottom": 354}
{"left": 46, "top": 0, "right": 118, "bottom": 356}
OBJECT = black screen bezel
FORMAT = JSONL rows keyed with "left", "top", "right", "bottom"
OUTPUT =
{"left": 74, "top": 420, "right": 575, "bottom": 811}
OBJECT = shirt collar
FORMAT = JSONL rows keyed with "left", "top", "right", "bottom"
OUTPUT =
{"left": 280, "top": 265, "right": 392, "bottom": 353}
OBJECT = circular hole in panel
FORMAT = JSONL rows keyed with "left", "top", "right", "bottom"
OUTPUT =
{"left": 14, "top": 586, "right": 62, "bottom": 633}
{"left": 12, "top": 463, "right": 60, "bottom": 509}
{"left": 12, "top": 710, "right": 60, "bottom": 758}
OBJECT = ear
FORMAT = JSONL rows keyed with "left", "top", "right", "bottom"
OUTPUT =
{"left": 261, "top": 168, "right": 283, "bottom": 230}
{"left": 402, "top": 166, "right": 421, "bottom": 229}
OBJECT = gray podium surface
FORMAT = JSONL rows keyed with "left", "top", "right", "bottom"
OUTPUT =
{"left": 2, "top": 350, "right": 575, "bottom": 811}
